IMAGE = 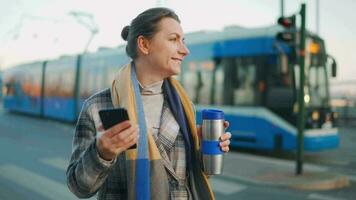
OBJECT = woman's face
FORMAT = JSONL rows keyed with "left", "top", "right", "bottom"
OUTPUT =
{"left": 145, "top": 17, "right": 190, "bottom": 77}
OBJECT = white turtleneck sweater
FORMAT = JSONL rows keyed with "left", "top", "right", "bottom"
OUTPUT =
{"left": 138, "top": 80, "right": 164, "bottom": 135}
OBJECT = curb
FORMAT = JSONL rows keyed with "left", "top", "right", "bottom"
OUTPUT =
{"left": 255, "top": 171, "right": 350, "bottom": 190}
{"left": 289, "top": 173, "right": 350, "bottom": 190}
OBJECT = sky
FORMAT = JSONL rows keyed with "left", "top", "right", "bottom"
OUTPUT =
{"left": 0, "top": 0, "right": 356, "bottom": 83}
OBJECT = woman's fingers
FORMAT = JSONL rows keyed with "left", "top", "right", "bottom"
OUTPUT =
{"left": 220, "top": 139, "right": 230, "bottom": 147}
{"left": 220, "top": 132, "right": 231, "bottom": 141}
{"left": 111, "top": 125, "right": 139, "bottom": 148}
{"left": 105, "top": 121, "right": 131, "bottom": 138}
{"left": 122, "top": 133, "right": 140, "bottom": 150}
{"left": 221, "top": 146, "right": 230, "bottom": 152}
{"left": 220, "top": 132, "right": 231, "bottom": 152}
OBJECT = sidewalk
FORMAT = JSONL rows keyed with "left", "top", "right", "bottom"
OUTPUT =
{"left": 219, "top": 152, "right": 350, "bottom": 190}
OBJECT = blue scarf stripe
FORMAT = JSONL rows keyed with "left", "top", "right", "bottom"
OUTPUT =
{"left": 163, "top": 80, "right": 192, "bottom": 165}
{"left": 131, "top": 64, "right": 149, "bottom": 159}
{"left": 131, "top": 65, "right": 150, "bottom": 199}
{"left": 135, "top": 159, "right": 150, "bottom": 200}
{"left": 164, "top": 80, "right": 212, "bottom": 199}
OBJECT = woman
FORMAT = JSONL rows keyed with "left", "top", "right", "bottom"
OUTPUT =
{"left": 66, "top": 7, "right": 231, "bottom": 200}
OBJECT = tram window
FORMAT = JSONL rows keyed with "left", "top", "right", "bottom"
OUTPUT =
{"left": 183, "top": 62, "right": 199, "bottom": 102}
{"left": 182, "top": 60, "right": 215, "bottom": 105}
{"left": 22, "top": 65, "right": 42, "bottom": 98}
{"left": 95, "top": 60, "right": 107, "bottom": 91}
{"left": 22, "top": 70, "right": 32, "bottom": 96}
{"left": 309, "top": 66, "right": 327, "bottom": 106}
{"left": 234, "top": 58, "right": 256, "bottom": 106}
{"left": 45, "top": 61, "right": 76, "bottom": 97}
{"left": 97, "top": 67, "right": 105, "bottom": 91}
{"left": 80, "top": 65, "right": 90, "bottom": 98}
{"left": 61, "top": 67, "right": 75, "bottom": 97}
{"left": 198, "top": 61, "right": 214, "bottom": 105}
{"left": 88, "top": 67, "right": 97, "bottom": 95}
{"left": 31, "top": 67, "right": 42, "bottom": 97}
{"left": 214, "top": 65, "right": 224, "bottom": 105}
{"left": 4, "top": 78, "right": 15, "bottom": 96}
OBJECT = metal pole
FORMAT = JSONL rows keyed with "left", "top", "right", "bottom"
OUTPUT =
{"left": 84, "top": 33, "right": 95, "bottom": 53}
{"left": 281, "top": 0, "right": 284, "bottom": 17}
{"left": 296, "top": 3, "right": 306, "bottom": 175}
{"left": 316, "top": 0, "right": 320, "bottom": 34}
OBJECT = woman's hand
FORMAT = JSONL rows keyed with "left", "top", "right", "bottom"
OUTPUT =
{"left": 96, "top": 121, "right": 139, "bottom": 161}
{"left": 197, "top": 121, "right": 231, "bottom": 153}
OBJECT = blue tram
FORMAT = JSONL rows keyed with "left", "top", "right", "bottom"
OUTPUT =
{"left": 1, "top": 25, "right": 339, "bottom": 151}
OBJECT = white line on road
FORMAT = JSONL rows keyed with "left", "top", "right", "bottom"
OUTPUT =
{"left": 308, "top": 193, "right": 347, "bottom": 200}
{"left": 0, "top": 164, "right": 77, "bottom": 200}
{"left": 210, "top": 177, "right": 247, "bottom": 195}
{"left": 228, "top": 152, "right": 329, "bottom": 172}
{"left": 40, "top": 157, "right": 69, "bottom": 171}
{"left": 346, "top": 175, "right": 356, "bottom": 182}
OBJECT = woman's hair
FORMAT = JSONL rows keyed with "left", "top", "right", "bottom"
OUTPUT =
{"left": 121, "top": 7, "right": 180, "bottom": 59}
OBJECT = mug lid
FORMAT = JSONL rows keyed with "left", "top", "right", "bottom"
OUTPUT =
{"left": 202, "top": 109, "right": 224, "bottom": 120}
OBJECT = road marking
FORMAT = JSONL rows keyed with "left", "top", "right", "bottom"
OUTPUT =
{"left": 210, "top": 177, "right": 247, "bottom": 195}
{"left": 312, "top": 158, "right": 350, "bottom": 167}
{"left": 346, "top": 175, "right": 356, "bottom": 182}
{"left": 40, "top": 157, "right": 68, "bottom": 171}
{"left": 228, "top": 153, "right": 329, "bottom": 172}
{"left": 221, "top": 171, "right": 267, "bottom": 185}
{"left": 308, "top": 193, "right": 346, "bottom": 200}
{"left": 0, "top": 164, "right": 77, "bottom": 200}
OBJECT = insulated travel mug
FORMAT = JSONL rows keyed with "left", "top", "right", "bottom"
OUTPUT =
{"left": 201, "top": 109, "right": 225, "bottom": 175}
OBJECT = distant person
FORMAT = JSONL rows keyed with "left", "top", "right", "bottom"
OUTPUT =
{"left": 66, "top": 7, "right": 231, "bottom": 200}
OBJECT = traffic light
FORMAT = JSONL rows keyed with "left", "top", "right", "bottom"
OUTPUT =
{"left": 276, "top": 15, "right": 296, "bottom": 44}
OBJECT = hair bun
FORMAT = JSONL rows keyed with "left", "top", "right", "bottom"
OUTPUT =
{"left": 121, "top": 25, "right": 130, "bottom": 41}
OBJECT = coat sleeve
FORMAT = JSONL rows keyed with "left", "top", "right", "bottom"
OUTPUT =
{"left": 66, "top": 100, "right": 116, "bottom": 198}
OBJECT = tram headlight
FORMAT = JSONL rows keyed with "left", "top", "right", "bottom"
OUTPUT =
{"left": 312, "top": 111, "right": 320, "bottom": 121}
{"left": 304, "top": 94, "right": 310, "bottom": 104}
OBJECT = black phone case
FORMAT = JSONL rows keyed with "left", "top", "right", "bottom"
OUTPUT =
{"left": 99, "top": 108, "right": 137, "bottom": 149}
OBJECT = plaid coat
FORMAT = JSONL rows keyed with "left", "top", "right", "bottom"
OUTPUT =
{"left": 66, "top": 88, "right": 193, "bottom": 199}
{"left": 67, "top": 88, "right": 128, "bottom": 199}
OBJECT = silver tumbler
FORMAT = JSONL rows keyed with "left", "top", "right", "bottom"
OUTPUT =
{"left": 201, "top": 109, "right": 225, "bottom": 175}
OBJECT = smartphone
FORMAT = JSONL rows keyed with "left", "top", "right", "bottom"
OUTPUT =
{"left": 99, "top": 108, "right": 137, "bottom": 149}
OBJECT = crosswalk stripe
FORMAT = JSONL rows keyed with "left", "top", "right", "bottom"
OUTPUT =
{"left": 346, "top": 175, "right": 356, "bottom": 182}
{"left": 308, "top": 193, "right": 346, "bottom": 200}
{"left": 210, "top": 177, "right": 247, "bottom": 195}
{"left": 231, "top": 153, "right": 329, "bottom": 172}
{"left": 40, "top": 157, "right": 68, "bottom": 171}
{"left": 0, "top": 164, "right": 77, "bottom": 200}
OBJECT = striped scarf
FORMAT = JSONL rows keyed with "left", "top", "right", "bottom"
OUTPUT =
{"left": 110, "top": 63, "right": 214, "bottom": 200}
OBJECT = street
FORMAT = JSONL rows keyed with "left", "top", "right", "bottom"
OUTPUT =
{"left": 0, "top": 108, "right": 355, "bottom": 200}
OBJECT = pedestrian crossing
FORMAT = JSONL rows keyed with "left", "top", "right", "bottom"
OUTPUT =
{"left": 0, "top": 164, "right": 77, "bottom": 200}
{"left": 308, "top": 193, "right": 347, "bottom": 200}
{"left": 0, "top": 157, "right": 248, "bottom": 199}
{"left": 210, "top": 177, "right": 247, "bottom": 195}
{"left": 0, "top": 157, "right": 96, "bottom": 200}
{"left": 39, "top": 157, "right": 69, "bottom": 171}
